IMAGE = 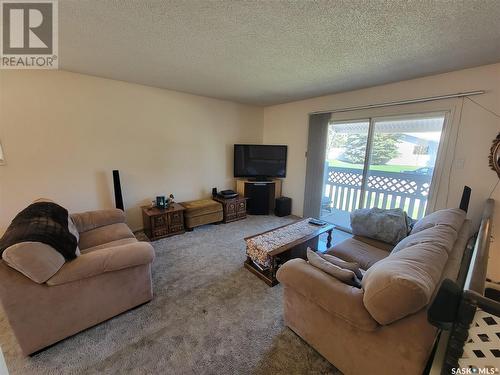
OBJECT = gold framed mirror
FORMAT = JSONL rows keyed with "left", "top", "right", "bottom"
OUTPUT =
{"left": 489, "top": 132, "right": 500, "bottom": 178}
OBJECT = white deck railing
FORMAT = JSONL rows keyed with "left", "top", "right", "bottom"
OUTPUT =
{"left": 324, "top": 166, "right": 431, "bottom": 219}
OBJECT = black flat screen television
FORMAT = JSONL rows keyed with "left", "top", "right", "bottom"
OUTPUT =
{"left": 234, "top": 144, "right": 287, "bottom": 178}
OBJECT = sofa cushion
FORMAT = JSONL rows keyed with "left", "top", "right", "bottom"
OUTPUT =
{"left": 2, "top": 242, "right": 65, "bottom": 283}
{"left": 440, "top": 220, "right": 471, "bottom": 283}
{"left": 362, "top": 241, "right": 448, "bottom": 325}
{"left": 350, "top": 208, "right": 410, "bottom": 245}
{"left": 307, "top": 248, "right": 361, "bottom": 287}
{"left": 81, "top": 237, "right": 138, "bottom": 254}
{"left": 47, "top": 241, "right": 155, "bottom": 286}
{"left": 411, "top": 208, "right": 466, "bottom": 235}
{"left": 70, "top": 209, "right": 126, "bottom": 233}
{"left": 392, "top": 224, "right": 458, "bottom": 254}
{"left": 327, "top": 238, "right": 389, "bottom": 270}
{"left": 319, "top": 252, "right": 363, "bottom": 279}
{"left": 78, "top": 223, "right": 135, "bottom": 250}
{"left": 352, "top": 235, "right": 394, "bottom": 252}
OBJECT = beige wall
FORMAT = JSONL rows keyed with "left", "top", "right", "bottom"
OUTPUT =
{"left": 0, "top": 70, "right": 263, "bottom": 231}
{"left": 263, "top": 63, "right": 500, "bottom": 280}
{"left": 1, "top": 65, "right": 499, "bottom": 279}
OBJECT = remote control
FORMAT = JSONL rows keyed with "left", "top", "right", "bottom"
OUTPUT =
{"left": 308, "top": 218, "right": 326, "bottom": 226}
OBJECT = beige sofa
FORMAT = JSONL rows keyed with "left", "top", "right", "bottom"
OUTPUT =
{"left": 277, "top": 208, "right": 471, "bottom": 375}
{"left": 0, "top": 209, "right": 155, "bottom": 355}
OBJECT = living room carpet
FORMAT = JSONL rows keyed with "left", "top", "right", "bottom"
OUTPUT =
{"left": 0, "top": 215, "right": 341, "bottom": 374}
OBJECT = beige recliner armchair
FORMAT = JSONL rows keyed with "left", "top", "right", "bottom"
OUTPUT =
{"left": 0, "top": 209, "right": 155, "bottom": 355}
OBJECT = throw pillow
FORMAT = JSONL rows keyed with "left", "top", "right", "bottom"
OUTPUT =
{"left": 318, "top": 251, "right": 363, "bottom": 279}
{"left": 2, "top": 242, "right": 65, "bottom": 283}
{"left": 307, "top": 248, "right": 361, "bottom": 288}
{"left": 350, "top": 207, "right": 410, "bottom": 245}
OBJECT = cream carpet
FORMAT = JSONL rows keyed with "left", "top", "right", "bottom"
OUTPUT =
{"left": 0, "top": 215, "right": 341, "bottom": 374}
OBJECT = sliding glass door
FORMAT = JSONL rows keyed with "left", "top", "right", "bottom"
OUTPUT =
{"left": 321, "top": 113, "right": 445, "bottom": 229}
{"left": 321, "top": 120, "right": 369, "bottom": 228}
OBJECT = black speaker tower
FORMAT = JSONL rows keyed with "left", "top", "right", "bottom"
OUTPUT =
{"left": 459, "top": 185, "right": 471, "bottom": 213}
{"left": 112, "top": 170, "right": 124, "bottom": 210}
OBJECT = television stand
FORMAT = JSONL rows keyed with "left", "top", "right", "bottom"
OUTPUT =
{"left": 235, "top": 178, "right": 282, "bottom": 214}
{"left": 248, "top": 177, "right": 271, "bottom": 182}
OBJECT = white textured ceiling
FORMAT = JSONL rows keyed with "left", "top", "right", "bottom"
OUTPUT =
{"left": 60, "top": 0, "right": 500, "bottom": 105}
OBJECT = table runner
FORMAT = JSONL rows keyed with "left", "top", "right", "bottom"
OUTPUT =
{"left": 246, "top": 218, "right": 318, "bottom": 268}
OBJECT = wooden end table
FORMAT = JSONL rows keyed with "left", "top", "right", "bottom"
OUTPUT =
{"left": 244, "top": 221, "right": 334, "bottom": 286}
{"left": 142, "top": 203, "right": 185, "bottom": 241}
{"left": 212, "top": 195, "right": 247, "bottom": 223}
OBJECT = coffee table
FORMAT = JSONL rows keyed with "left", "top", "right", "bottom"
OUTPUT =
{"left": 244, "top": 219, "right": 334, "bottom": 286}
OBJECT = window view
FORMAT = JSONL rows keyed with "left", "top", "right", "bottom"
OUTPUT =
{"left": 321, "top": 114, "right": 445, "bottom": 229}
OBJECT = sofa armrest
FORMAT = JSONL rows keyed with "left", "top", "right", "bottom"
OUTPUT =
{"left": 277, "top": 258, "right": 379, "bottom": 331}
{"left": 46, "top": 241, "right": 154, "bottom": 286}
{"left": 70, "top": 209, "right": 126, "bottom": 233}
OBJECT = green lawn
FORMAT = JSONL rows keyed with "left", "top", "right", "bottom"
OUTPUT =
{"left": 328, "top": 160, "right": 420, "bottom": 173}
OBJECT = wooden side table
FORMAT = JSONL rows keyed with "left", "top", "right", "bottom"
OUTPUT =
{"left": 142, "top": 203, "right": 185, "bottom": 241}
{"left": 213, "top": 196, "right": 247, "bottom": 223}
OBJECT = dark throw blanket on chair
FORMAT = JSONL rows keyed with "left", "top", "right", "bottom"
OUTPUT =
{"left": 0, "top": 202, "right": 78, "bottom": 260}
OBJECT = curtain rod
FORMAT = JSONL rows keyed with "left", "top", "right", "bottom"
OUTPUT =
{"left": 309, "top": 90, "right": 485, "bottom": 115}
